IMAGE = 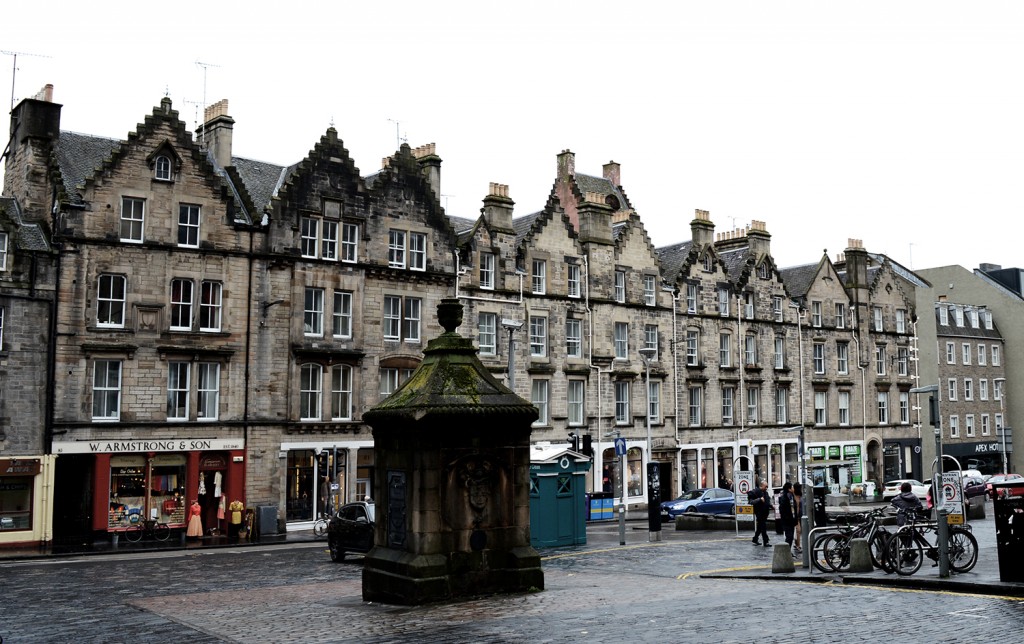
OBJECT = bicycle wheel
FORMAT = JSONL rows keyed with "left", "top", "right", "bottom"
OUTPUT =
{"left": 313, "top": 518, "right": 328, "bottom": 538}
{"left": 124, "top": 525, "right": 144, "bottom": 543}
{"left": 823, "top": 534, "right": 852, "bottom": 572}
{"left": 868, "top": 529, "right": 891, "bottom": 570}
{"left": 811, "top": 533, "right": 841, "bottom": 573}
{"left": 890, "top": 531, "right": 924, "bottom": 576}
{"left": 947, "top": 527, "right": 979, "bottom": 573}
{"left": 153, "top": 522, "right": 171, "bottom": 542}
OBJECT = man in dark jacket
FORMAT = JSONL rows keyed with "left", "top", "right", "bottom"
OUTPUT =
{"left": 890, "top": 481, "right": 923, "bottom": 526}
{"left": 748, "top": 481, "right": 773, "bottom": 546}
{"left": 778, "top": 481, "right": 797, "bottom": 550}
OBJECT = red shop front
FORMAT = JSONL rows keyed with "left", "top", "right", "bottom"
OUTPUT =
{"left": 53, "top": 439, "right": 245, "bottom": 537}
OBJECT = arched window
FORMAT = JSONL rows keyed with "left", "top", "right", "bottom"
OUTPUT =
{"left": 155, "top": 155, "right": 172, "bottom": 181}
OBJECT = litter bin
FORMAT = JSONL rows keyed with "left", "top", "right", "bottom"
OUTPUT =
{"left": 256, "top": 505, "right": 278, "bottom": 540}
{"left": 812, "top": 486, "right": 828, "bottom": 527}
{"left": 589, "top": 492, "right": 613, "bottom": 521}
{"left": 991, "top": 483, "right": 1024, "bottom": 582}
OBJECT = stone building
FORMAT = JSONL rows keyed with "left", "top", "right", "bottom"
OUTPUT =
{"left": 5, "top": 87, "right": 1023, "bottom": 549}
{"left": 916, "top": 265, "right": 1017, "bottom": 476}
{"left": 0, "top": 83, "right": 59, "bottom": 543}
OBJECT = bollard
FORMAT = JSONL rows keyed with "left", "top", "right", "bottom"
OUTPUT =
{"left": 772, "top": 543, "right": 796, "bottom": 573}
{"left": 967, "top": 499, "right": 986, "bottom": 521}
{"left": 846, "top": 538, "right": 872, "bottom": 573}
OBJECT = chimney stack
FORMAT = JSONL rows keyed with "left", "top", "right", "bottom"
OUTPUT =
{"left": 481, "top": 183, "right": 515, "bottom": 233}
{"left": 195, "top": 99, "right": 234, "bottom": 169}
{"left": 602, "top": 160, "right": 620, "bottom": 187}
{"left": 412, "top": 143, "right": 442, "bottom": 199}
{"left": 577, "top": 191, "right": 614, "bottom": 245}
{"left": 690, "top": 209, "right": 715, "bottom": 248}
{"left": 746, "top": 219, "right": 771, "bottom": 257}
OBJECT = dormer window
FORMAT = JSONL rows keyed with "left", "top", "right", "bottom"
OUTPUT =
{"left": 155, "top": 155, "right": 172, "bottom": 181}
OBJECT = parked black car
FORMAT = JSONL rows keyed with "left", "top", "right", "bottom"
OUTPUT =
{"left": 327, "top": 501, "right": 375, "bottom": 562}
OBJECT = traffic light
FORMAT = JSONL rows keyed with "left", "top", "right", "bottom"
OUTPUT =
{"left": 567, "top": 432, "right": 580, "bottom": 452}
{"left": 582, "top": 434, "right": 593, "bottom": 457}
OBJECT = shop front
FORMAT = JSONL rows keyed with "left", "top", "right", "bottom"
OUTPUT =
{"left": 0, "top": 456, "right": 56, "bottom": 548}
{"left": 281, "top": 439, "right": 373, "bottom": 530}
{"left": 882, "top": 438, "right": 923, "bottom": 483}
{"left": 943, "top": 440, "right": 1006, "bottom": 476}
{"left": 52, "top": 438, "right": 244, "bottom": 540}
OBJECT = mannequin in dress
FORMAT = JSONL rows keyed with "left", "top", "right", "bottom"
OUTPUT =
{"left": 186, "top": 500, "right": 203, "bottom": 539}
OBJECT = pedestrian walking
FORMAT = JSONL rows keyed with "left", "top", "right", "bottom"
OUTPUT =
{"left": 748, "top": 480, "right": 773, "bottom": 547}
{"left": 778, "top": 482, "right": 797, "bottom": 550}
{"left": 793, "top": 483, "right": 804, "bottom": 553}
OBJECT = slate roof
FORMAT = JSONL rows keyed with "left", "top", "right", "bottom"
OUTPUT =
{"left": 654, "top": 240, "right": 694, "bottom": 283}
{"left": 54, "top": 131, "right": 121, "bottom": 205}
{"left": 778, "top": 262, "right": 819, "bottom": 298}
{"left": 231, "top": 156, "right": 289, "bottom": 213}
{"left": 935, "top": 304, "right": 1002, "bottom": 340}
{"left": 514, "top": 212, "right": 543, "bottom": 246}
{"left": 0, "top": 197, "right": 50, "bottom": 252}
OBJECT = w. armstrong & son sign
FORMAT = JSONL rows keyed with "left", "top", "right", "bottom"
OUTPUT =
{"left": 51, "top": 439, "right": 244, "bottom": 454}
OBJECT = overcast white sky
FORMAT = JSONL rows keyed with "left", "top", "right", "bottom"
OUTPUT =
{"left": 4, "top": 2, "right": 1022, "bottom": 273}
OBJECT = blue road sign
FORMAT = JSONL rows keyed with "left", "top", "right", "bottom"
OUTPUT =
{"left": 614, "top": 437, "right": 627, "bottom": 456}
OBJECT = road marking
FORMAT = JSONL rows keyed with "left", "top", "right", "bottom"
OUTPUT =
{"left": 540, "top": 536, "right": 747, "bottom": 561}
{"left": 678, "top": 565, "right": 769, "bottom": 580}
{"left": 948, "top": 607, "right": 990, "bottom": 619}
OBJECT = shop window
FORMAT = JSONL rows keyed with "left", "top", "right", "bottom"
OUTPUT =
{"left": 286, "top": 450, "right": 315, "bottom": 521}
{"left": 627, "top": 447, "right": 643, "bottom": 497}
{"left": 0, "top": 472, "right": 33, "bottom": 531}
{"left": 107, "top": 454, "right": 187, "bottom": 530}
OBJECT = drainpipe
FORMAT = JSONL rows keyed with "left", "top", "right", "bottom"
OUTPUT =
{"left": 584, "top": 255, "right": 612, "bottom": 495}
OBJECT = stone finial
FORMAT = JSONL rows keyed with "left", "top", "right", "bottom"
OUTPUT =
{"left": 437, "top": 298, "right": 463, "bottom": 334}
{"left": 488, "top": 182, "right": 510, "bottom": 198}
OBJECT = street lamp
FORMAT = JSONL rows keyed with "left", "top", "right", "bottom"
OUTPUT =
{"left": 994, "top": 378, "right": 1008, "bottom": 475}
{"left": 501, "top": 319, "right": 523, "bottom": 390}
{"left": 639, "top": 347, "right": 658, "bottom": 542}
{"left": 911, "top": 383, "right": 950, "bottom": 578}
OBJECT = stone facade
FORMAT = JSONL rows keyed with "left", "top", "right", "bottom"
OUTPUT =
{"left": 4, "top": 88, "right": 1024, "bottom": 550}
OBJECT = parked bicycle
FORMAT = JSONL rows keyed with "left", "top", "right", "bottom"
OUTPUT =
{"left": 820, "top": 508, "right": 893, "bottom": 572}
{"left": 884, "top": 507, "right": 978, "bottom": 576}
{"left": 124, "top": 518, "right": 171, "bottom": 543}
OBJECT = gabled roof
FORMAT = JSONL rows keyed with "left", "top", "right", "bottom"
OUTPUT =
{"left": 513, "top": 211, "right": 543, "bottom": 246}
{"left": 934, "top": 303, "right": 1002, "bottom": 340}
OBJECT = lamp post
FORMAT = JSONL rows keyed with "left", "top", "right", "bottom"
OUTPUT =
{"left": 501, "top": 319, "right": 523, "bottom": 391}
{"left": 639, "top": 347, "right": 659, "bottom": 542}
{"left": 994, "top": 378, "right": 1008, "bottom": 475}
{"left": 912, "top": 383, "right": 949, "bottom": 578}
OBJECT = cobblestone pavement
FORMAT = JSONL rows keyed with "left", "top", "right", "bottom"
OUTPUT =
{"left": 2, "top": 513, "right": 1023, "bottom": 643}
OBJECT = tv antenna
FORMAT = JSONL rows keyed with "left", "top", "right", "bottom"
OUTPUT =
{"left": 195, "top": 60, "right": 221, "bottom": 144}
{"left": 441, "top": 194, "right": 455, "bottom": 211}
{"left": 387, "top": 118, "right": 406, "bottom": 149}
{"left": 2, "top": 49, "right": 51, "bottom": 111}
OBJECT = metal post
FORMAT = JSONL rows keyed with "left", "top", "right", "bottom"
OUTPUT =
{"left": 913, "top": 384, "right": 949, "bottom": 578}
{"left": 995, "top": 378, "right": 1008, "bottom": 475}
{"left": 640, "top": 347, "right": 658, "bottom": 542}
{"left": 619, "top": 447, "right": 627, "bottom": 546}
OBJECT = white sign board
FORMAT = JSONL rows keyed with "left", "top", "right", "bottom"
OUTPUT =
{"left": 941, "top": 472, "right": 965, "bottom": 525}
{"left": 734, "top": 470, "right": 754, "bottom": 522}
